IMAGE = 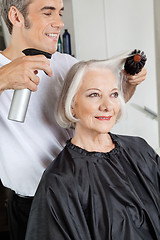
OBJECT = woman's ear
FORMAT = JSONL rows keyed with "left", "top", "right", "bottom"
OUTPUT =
{"left": 71, "top": 105, "right": 75, "bottom": 116}
{"left": 71, "top": 100, "right": 76, "bottom": 117}
{"left": 8, "top": 6, "right": 24, "bottom": 28}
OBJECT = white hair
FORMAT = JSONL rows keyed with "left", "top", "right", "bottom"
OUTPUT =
{"left": 56, "top": 52, "right": 130, "bottom": 129}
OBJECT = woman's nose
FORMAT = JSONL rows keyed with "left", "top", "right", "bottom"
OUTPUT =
{"left": 99, "top": 97, "right": 113, "bottom": 112}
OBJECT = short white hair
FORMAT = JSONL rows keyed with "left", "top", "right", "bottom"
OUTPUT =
{"left": 56, "top": 53, "right": 130, "bottom": 129}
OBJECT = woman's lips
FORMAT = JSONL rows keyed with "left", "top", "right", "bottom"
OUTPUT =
{"left": 95, "top": 116, "right": 112, "bottom": 120}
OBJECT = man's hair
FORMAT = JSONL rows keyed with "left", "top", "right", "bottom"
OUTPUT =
{"left": 56, "top": 52, "right": 130, "bottom": 129}
{"left": 0, "top": 0, "right": 32, "bottom": 34}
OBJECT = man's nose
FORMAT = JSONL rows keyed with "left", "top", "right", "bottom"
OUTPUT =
{"left": 51, "top": 16, "right": 64, "bottom": 29}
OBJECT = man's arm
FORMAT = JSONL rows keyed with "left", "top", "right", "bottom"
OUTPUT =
{"left": 122, "top": 67, "right": 147, "bottom": 102}
{"left": 0, "top": 55, "right": 52, "bottom": 94}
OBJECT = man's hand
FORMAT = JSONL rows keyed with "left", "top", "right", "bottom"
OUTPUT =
{"left": 0, "top": 55, "right": 52, "bottom": 94}
{"left": 126, "top": 67, "right": 147, "bottom": 86}
{"left": 123, "top": 67, "right": 147, "bottom": 102}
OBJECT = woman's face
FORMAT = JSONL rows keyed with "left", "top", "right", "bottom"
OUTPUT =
{"left": 72, "top": 68, "right": 121, "bottom": 136}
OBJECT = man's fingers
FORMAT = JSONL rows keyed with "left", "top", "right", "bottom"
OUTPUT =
{"left": 29, "top": 72, "right": 40, "bottom": 86}
{"left": 127, "top": 78, "right": 145, "bottom": 85}
{"left": 24, "top": 55, "right": 53, "bottom": 77}
{"left": 0, "top": 55, "right": 52, "bottom": 92}
{"left": 125, "top": 67, "right": 147, "bottom": 85}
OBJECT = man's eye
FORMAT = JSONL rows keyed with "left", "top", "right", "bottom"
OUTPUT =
{"left": 89, "top": 93, "right": 99, "bottom": 97}
{"left": 111, "top": 92, "right": 119, "bottom": 98}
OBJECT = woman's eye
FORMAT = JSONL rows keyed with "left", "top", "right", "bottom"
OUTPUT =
{"left": 111, "top": 92, "right": 119, "bottom": 98}
{"left": 44, "top": 12, "right": 52, "bottom": 16}
{"left": 88, "top": 93, "right": 100, "bottom": 97}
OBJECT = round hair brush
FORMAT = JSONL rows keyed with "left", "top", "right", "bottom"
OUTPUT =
{"left": 124, "top": 49, "right": 147, "bottom": 75}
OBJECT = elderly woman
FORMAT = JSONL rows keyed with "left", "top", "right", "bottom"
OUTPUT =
{"left": 25, "top": 56, "right": 160, "bottom": 240}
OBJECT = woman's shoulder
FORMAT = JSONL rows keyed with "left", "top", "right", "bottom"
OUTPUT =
{"left": 40, "top": 145, "right": 80, "bottom": 188}
{"left": 44, "top": 146, "right": 72, "bottom": 173}
{"left": 111, "top": 132, "right": 159, "bottom": 164}
{"left": 110, "top": 132, "right": 156, "bottom": 157}
{"left": 111, "top": 132, "right": 148, "bottom": 148}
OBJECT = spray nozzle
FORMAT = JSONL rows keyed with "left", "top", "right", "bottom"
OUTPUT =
{"left": 22, "top": 48, "right": 52, "bottom": 59}
{"left": 22, "top": 48, "right": 52, "bottom": 76}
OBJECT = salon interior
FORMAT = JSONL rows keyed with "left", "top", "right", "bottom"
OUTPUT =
{"left": 0, "top": 0, "right": 160, "bottom": 239}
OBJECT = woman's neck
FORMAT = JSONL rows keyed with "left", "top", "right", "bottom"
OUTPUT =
{"left": 71, "top": 130, "right": 115, "bottom": 153}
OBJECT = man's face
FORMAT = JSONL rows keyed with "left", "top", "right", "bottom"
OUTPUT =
{"left": 21, "top": 0, "right": 64, "bottom": 54}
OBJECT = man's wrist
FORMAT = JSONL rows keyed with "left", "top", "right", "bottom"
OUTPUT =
{"left": 123, "top": 80, "right": 136, "bottom": 102}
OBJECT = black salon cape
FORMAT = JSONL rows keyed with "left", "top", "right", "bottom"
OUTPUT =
{"left": 25, "top": 133, "right": 160, "bottom": 240}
